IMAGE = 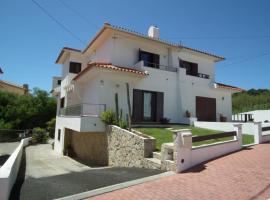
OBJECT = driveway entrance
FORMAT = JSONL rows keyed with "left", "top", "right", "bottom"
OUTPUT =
{"left": 12, "top": 144, "right": 163, "bottom": 200}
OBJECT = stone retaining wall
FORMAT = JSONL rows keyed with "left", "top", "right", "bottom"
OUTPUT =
{"left": 106, "top": 126, "right": 155, "bottom": 168}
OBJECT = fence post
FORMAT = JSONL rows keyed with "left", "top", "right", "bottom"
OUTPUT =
{"left": 233, "top": 124, "right": 243, "bottom": 146}
{"left": 253, "top": 122, "right": 262, "bottom": 144}
{"left": 173, "top": 129, "right": 192, "bottom": 173}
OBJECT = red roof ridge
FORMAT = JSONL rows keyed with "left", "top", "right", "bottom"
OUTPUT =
{"left": 73, "top": 62, "right": 148, "bottom": 81}
{"left": 215, "top": 82, "right": 245, "bottom": 92}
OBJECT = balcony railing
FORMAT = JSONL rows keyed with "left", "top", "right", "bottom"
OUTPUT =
{"left": 232, "top": 113, "right": 254, "bottom": 122}
{"left": 59, "top": 103, "right": 106, "bottom": 117}
{"left": 142, "top": 61, "right": 178, "bottom": 72}
{"left": 179, "top": 66, "right": 210, "bottom": 79}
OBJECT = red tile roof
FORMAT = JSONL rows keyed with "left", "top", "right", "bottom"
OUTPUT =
{"left": 56, "top": 23, "right": 224, "bottom": 64}
{"left": 216, "top": 82, "right": 245, "bottom": 92}
{"left": 73, "top": 62, "right": 148, "bottom": 81}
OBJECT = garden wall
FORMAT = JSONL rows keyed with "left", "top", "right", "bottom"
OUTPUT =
{"left": 106, "top": 126, "right": 155, "bottom": 168}
{"left": 65, "top": 130, "right": 108, "bottom": 166}
{"left": 0, "top": 137, "right": 30, "bottom": 200}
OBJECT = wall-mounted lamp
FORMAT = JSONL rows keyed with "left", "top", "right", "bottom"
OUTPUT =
{"left": 100, "top": 80, "right": 104, "bottom": 86}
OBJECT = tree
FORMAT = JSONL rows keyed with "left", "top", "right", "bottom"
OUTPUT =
{"left": 0, "top": 88, "right": 56, "bottom": 130}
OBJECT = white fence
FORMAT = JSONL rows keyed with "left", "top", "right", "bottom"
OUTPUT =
{"left": 173, "top": 125, "right": 242, "bottom": 172}
{"left": 0, "top": 138, "right": 31, "bottom": 200}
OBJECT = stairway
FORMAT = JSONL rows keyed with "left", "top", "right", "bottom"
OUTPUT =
{"left": 143, "top": 143, "right": 176, "bottom": 171}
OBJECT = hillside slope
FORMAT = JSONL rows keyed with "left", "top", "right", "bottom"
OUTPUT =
{"left": 232, "top": 89, "right": 270, "bottom": 114}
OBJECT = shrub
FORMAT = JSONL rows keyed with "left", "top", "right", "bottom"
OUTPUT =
{"left": 119, "top": 120, "right": 128, "bottom": 129}
{"left": 100, "top": 110, "right": 117, "bottom": 125}
{"left": 160, "top": 117, "right": 170, "bottom": 124}
{"left": 46, "top": 118, "right": 56, "bottom": 138}
{"left": 32, "top": 127, "right": 48, "bottom": 143}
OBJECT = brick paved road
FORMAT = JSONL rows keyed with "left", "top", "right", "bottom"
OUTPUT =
{"left": 88, "top": 143, "right": 270, "bottom": 200}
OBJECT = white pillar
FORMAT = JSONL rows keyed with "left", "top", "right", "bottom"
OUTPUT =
{"left": 173, "top": 129, "right": 192, "bottom": 173}
{"left": 233, "top": 124, "right": 243, "bottom": 146}
{"left": 253, "top": 122, "right": 262, "bottom": 144}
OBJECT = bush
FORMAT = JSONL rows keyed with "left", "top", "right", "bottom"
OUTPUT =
{"left": 119, "top": 119, "right": 128, "bottom": 129}
{"left": 100, "top": 110, "right": 117, "bottom": 125}
{"left": 32, "top": 127, "right": 48, "bottom": 143}
{"left": 46, "top": 118, "right": 56, "bottom": 138}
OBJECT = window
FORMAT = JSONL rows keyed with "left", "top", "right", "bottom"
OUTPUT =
{"left": 58, "top": 129, "right": 61, "bottom": 141}
{"left": 57, "top": 80, "right": 61, "bottom": 85}
{"left": 60, "top": 97, "right": 65, "bottom": 108}
{"left": 69, "top": 62, "right": 81, "bottom": 74}
{"left": 179, "top": 59, "right": 198, "bottom": 76}
{"left": 139, "top": 49, "right": 160, "bottom": 68}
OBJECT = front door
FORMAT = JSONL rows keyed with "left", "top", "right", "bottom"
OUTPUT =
{"left": 132, "top": 89, "right": 163, "bottom": 123}
{"left": 196, "top": 96, "right": 216, "bottom": 121}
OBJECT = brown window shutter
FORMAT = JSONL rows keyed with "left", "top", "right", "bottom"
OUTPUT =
{"left": 156, "top": 92, "right": 164, "bottom": 122}
{"left": 192, "top": 63, "right": 198, "bottom": 75}
{"left": 138, "top": 48, "right": 142, "bottom": 61}
{"left": 132, "top": 89, "right": 143, "bottom": 122}
{"left": 153, "top": 54, "right": 160, "bottom": 68}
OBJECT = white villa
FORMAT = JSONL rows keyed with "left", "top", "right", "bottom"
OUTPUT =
{"left": 51, "top": 23, "right": 243, "bottom": 165}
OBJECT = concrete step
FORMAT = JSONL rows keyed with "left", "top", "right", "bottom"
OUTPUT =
{"left": 153, "top": 152, "right": 161, "bottom": 160}
{"left": 144, "top": 158, "right": 161, "bottom": 169}
{"left": 162, "top": 160, "right": 176, "bottom": 171}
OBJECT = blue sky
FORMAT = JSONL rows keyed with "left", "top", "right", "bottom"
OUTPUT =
{"left": 0, "top": 0, "right": 269, "bottom": 92}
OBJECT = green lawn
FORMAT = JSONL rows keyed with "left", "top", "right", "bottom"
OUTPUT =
{"left": 135, "top": 125, "right": 254, "bottom": 151}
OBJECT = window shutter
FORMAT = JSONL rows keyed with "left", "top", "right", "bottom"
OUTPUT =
{"left": 192, "top": 63, "right": 198, "bottom": 75}
{"left": 156, "top": 92, "right": 164, "bottom": 122}
{"left": 153, "top": 54, "right": 160, "bottom": 68}
{"left": 132, "top": 89, "right": 143, "bottom": 122}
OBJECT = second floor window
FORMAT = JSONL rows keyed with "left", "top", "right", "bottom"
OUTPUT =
{"left": 179, "top": 59, "right": 198, "bottom": 76}
{"left": 69, "top": 62, "right": 82, "bottom": 74}
{"left": 139, "top": 49, "right": 160, "bottom": 68}
{"left": 57, "top": 80, "right": 61, "bottom": 85}
{"left": 60, "top": 97, "right": 65, "bottom": 108}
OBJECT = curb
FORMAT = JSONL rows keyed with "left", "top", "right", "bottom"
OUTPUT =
{"left": 55, "top": 171, "right": 175, "bottom": 200}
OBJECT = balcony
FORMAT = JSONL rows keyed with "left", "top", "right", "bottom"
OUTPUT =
{"left": 58, "top": 103, "right": 106, "bottom": 132}
{"left": 135, "top": 60, "right": 178, "bottom": 73}
{"left": 179, "top": 66, "right": 210, "bottom": 79}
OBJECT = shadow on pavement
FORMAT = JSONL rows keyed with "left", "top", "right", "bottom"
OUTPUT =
{"left": 0, "top": 154, "right": 10, "bottom": 166}
{"left": 19, "top": 167, "right": 164, "bottom": 200}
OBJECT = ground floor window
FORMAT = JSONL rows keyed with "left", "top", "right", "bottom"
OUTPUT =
{"left": 58, "top": 129, "right": 61, "bottom": 141}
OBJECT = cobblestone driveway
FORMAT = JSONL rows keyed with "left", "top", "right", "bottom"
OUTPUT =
{"left": 88, "top": 143, "right": 270, "bottom": 200}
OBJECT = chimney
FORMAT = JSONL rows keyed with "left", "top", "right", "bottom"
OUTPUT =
{"left": 148, "top": 25, "right": 159, "bottom": 38}
{"left": 23, "top": 84, "right": 29, "bottom": 94}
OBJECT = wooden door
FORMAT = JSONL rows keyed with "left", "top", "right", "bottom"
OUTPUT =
{"left": 196, "top": 96, "right": 216, "bottom": 121}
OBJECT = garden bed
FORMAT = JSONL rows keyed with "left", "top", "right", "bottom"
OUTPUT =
{"left": 135, "top": 125, "right": 254, "bottom": 151}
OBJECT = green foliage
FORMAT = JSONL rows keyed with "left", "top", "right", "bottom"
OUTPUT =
{"left": 32, "top": 127, "right": 48, "bottom": 143}
{"left": 100, "top": 109, "right": 117, "bottom": 125}
{"left": 0, "top": 88, "right": 56, "bottom": 130}
{"left": 46, "top": 118, "right": 56, "bottom": 138}
{"left": 119, "top": 119, "right": 127, "bottom": 129}
{"left": 233, "top": 89, "right": 270, "bottom": 113}
{"left": 100, "top": 109, "right": 128, "bottom": 129}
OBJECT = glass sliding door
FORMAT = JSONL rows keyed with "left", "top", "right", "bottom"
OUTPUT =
{"left": 143, "top": 92, "right": 152, "bottom": 120}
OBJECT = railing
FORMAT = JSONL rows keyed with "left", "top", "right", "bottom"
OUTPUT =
{"left": 262, "top": 126, "right": 270, "bottom": 132}
{"left": 232, "top": 114, "right": 254, "bottom": 122}
{"left": 142, "top": 61, "right": 178, "bottom": 72}
{"left": 59, "top": 103, "right": 106, "bottom": 117}
{"left": 192, "top": 131, "right": 236, "bottom": 143}
{"left": 179, "top": 66, "right": 210, "bottom": 79}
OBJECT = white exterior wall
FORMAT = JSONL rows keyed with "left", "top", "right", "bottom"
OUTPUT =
{"left": 53, "top": 29, "right": 237, "bottom": 155}
{"left": 238, "top": 110, "right": 270, "bottom": 122}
